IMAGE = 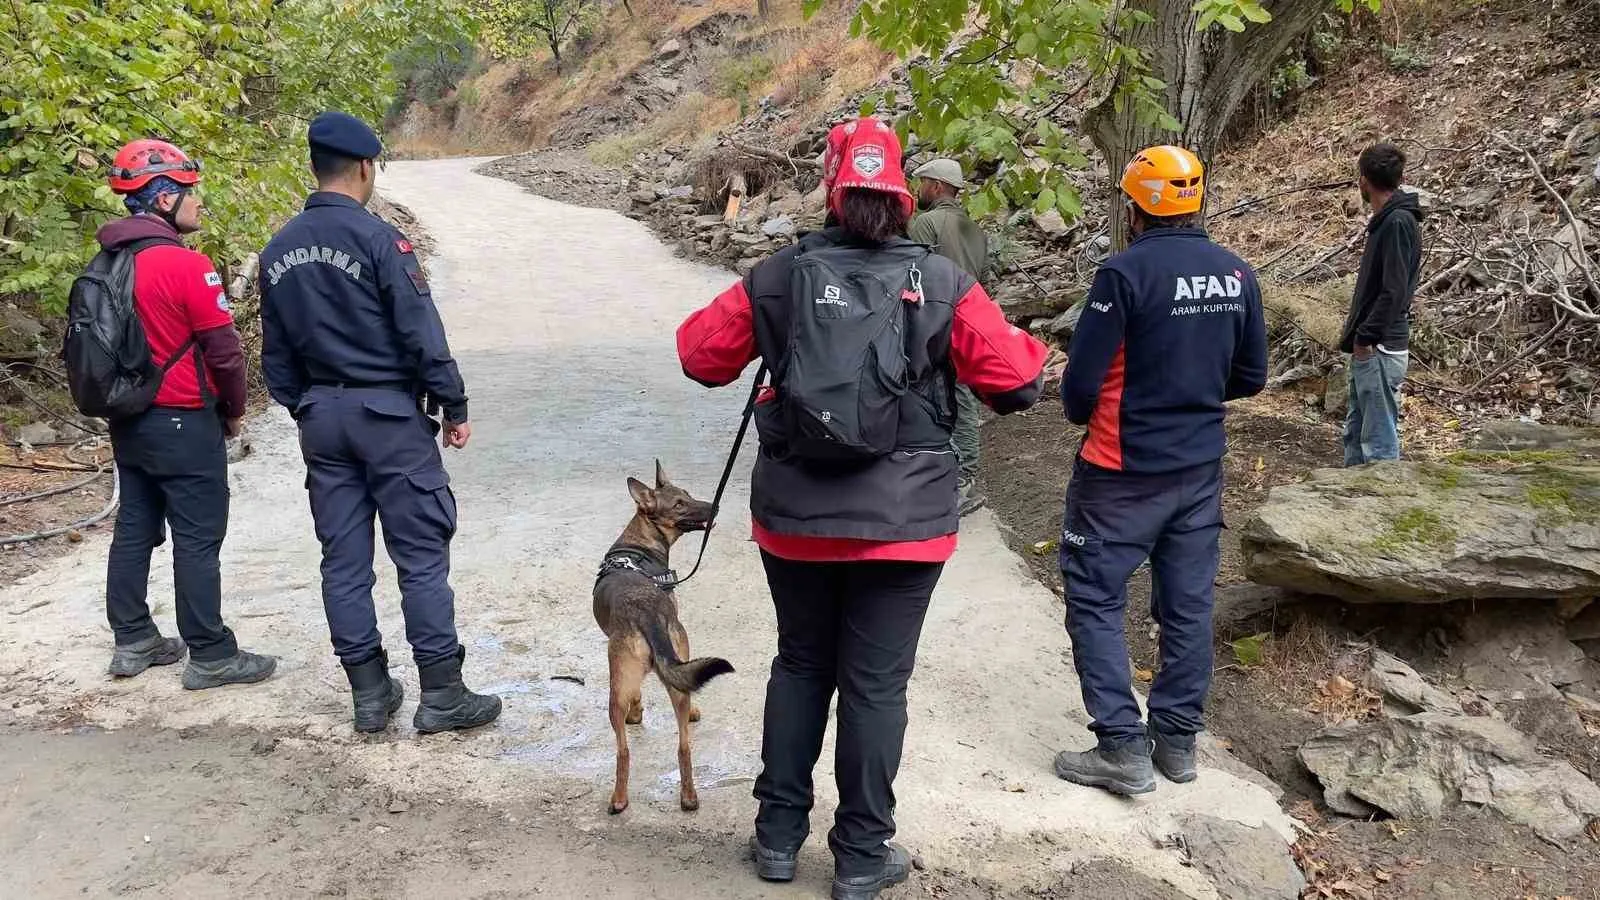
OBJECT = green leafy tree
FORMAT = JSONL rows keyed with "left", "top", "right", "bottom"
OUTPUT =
{"left": 470, "top": 0, "right": 597, "bottom": 73}
{"left": 0, "top": 0, "right": 473, "bottom": 311}
{"left": 817, "top": 0, "right": 1378, "bottom": 240}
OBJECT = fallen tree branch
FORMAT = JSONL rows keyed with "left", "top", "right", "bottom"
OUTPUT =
{"left": 727, "top": 141, "right": 819, "bottom": 174}
{"left": 1493, "top": 132, "right": 1600, "bottom": 318}
{"left": 0, "top": 464, "right": 118, "bottom": 546}
{"left": 1468, "top": 313, "right": 1568, "bottom": 392}
{"left": 0, "top": 466, "right": 106, "bottom": 507}
{"left": 1287, "top": 230, "right": 1365, "bottom": 282}
{"left": 1212, "top": 180, "right": 1356, "bottom": 220}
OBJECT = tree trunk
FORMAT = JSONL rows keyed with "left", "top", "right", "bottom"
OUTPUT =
{"left": 1083, "top": 0, "right": 1327, "bottom": 247}
{"left": 622, "top": 0, "right": 633, "bottom": 16}
{"left": 550, "top": 38, "right": 563, "bottom": 74}
{"left": 757, "top": 0, "right": 771, "bottom": 17}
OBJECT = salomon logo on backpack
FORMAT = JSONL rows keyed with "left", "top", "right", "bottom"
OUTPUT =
{"left": 758, "top": 240, "right": 930, "bottom": 462}
{"left": 62, "top": 237, "right": 192, "bottom": 421}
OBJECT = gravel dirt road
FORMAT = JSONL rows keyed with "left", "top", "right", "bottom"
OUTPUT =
{"left": 0, "top": 158, "right": 1292, "bottom": 898}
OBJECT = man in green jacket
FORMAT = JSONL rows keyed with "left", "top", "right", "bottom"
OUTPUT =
{"left": 910, "top": 158, "right": 990, "bottom": 515}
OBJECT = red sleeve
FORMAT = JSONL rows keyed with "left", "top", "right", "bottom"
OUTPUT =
{"left": 950, "top": 282, "right": 1049, "bottom": 398}
{"left": 677, "top": 280, "right": 757, "bottom": 387}
{"left": 173, "top": 251, "right": 234, "bottom": 331}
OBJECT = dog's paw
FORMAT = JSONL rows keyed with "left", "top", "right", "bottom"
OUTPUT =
{"left": 608, "top": 798, "right": 629, "bottom": 815}
{"left": 688, "top": 705, "right": 702, "bottom": 723}
{"left": 680, "top": 794, "right": 700, "bottom": 812}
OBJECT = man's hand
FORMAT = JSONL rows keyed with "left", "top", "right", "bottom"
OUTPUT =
{"left": 444, "top": 420, "right": 472, "bottom": 450}
{"left": 1353, "top": 343, "right": 1376, "bottom": 361}
{"left": 224, "top": 417, "right": 244, "bottom": 438}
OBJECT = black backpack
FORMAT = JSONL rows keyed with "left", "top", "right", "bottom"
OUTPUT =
{"left": 761, "top": 237, "right": 932, "bottom": 462}
{"left": 62, "top": 236, "right": 195, "bottom": 421}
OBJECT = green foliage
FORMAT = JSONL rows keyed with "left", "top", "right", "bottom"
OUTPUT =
{"left": 809, "top": 0, "right": 1375, "bottom": 226}
{"left": 713, "top": 55, "right": 775, "bottom": 118}
{"left": 387, "top": 32, "right": 478, "bottom": 122}
{"left": 1231, "top": 632, "right": 1270, "bottom": 668}
{"left": 1381, "top": 42, "right": 1430, "bottom": 71}
{"left": 1, "top": 0, "right": 474, "bottom": 313}
{"left": 469, "top": 0, "right": 597, "bottom": 67}
{"left": 1269, "top": 59, "right": 1313, "bottom": 100}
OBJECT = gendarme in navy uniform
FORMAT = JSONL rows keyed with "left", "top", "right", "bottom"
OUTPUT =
{"left": 259, "top": 110, "right": 500, "bottom": 735}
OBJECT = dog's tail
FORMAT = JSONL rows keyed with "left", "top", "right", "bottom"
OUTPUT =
{"left": 643, "top": 618, "right": 734, "bottom": 693}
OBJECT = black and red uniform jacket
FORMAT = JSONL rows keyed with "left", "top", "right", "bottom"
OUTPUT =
{"left": 1063, "top": 228, "right": 1267, "bottom": 473}
{"left": 677, "top": 229, "right": 1049, "bottom": 563}
{"left": 95, "top": 215, "right": 247, "bottom": 420}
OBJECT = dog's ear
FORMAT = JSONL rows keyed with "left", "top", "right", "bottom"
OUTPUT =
{"left": 627, "top": 477, "right": 654, "bottom": 511}
{"left": 654, "top": 458, "right": 670, "bottom": 488}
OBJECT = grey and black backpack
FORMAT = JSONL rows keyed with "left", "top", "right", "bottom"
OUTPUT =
{"left": 760, "top": 236, "right": 933, "bottom": 462}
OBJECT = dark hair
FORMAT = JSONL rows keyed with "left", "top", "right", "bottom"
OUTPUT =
{"left": 838, "top": 188, "right": 910, "bottom": 243}
{"left": 1130, "top": 204, "right": 1198, "bottom": 231}
{"left": 1358, "top": 142, "right": 1406, "bottom": 192}
{"left": 311, "top": 149, "right": 364, "bottom": 181}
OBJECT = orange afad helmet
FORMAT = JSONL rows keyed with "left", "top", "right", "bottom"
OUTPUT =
{"left": 1119, "top": 145, "right": 1204, "bottom": 216}
{"left": 108, "top": 139, "right": 202, "bottom": 195}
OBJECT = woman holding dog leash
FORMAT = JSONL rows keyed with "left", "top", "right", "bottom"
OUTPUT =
{"left": 676, "top": 116, "right": 1048, "bottom": 900}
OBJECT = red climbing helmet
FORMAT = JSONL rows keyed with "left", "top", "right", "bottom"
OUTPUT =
{"left": 107, "top": 139, "right": 202, "bottom": 194}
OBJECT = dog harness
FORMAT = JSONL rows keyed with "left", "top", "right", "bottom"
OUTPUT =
{"left": 596, "top": 548, "right": 679, "bottom": 592}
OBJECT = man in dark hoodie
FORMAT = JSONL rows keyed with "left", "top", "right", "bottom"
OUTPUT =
{"left": 1339, "top": 142, "right": 1424, "bottom": 465}
{"left": 98, "top": 138, "right": 276, "bottom": 690}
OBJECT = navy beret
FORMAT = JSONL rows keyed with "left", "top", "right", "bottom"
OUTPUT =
{"left": 307, "top": 110, "right": 382, "bottom": 160}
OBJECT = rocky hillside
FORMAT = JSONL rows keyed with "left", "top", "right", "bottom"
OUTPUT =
{"left": 463, "top": 0, "right": 1598, "bottom": 435}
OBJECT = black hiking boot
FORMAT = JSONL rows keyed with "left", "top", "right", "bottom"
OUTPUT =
{"left": 108, "top": 634, "right": 187, "bottom": 678}
{"left": 1148, "top": 723, "right": 1198, "bottom": 783}
{"left": 182, "top": 650, "right": 278, "bottom": 690}
{"left": 832, "top": 843, "right": 912, "bottom": 900}
{"left": 413, "top": 646, "right": 501, "bottom": 734}
{"left": 750, "top": 836, "right": 798, "bottom": 882}
{"left": 344, "top": 650, "right": 404, "bottom": 733}
{"left": 1053, "top": 740, "right": 1157, "bottom": 796}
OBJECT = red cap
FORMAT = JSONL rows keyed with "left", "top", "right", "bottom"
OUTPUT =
{"left": 821, "top": 117, "right": 914, "bottom": 219}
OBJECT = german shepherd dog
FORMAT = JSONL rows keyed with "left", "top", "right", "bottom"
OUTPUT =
{"left": 593, "top": 461, "right": 734, "bottom": 814}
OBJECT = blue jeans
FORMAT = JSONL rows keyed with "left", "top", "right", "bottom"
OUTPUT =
{"left": 1059, "top": 457, "right": 1223, "bottom": 747}
{"left": 1343, "top": 349, "right": 1408, "bottom": 465}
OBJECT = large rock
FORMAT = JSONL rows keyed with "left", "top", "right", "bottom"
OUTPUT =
{"left": 1241, "top": 461, "right": 1600, "bottom": 603}
{"left": 1178, "top": 815, "right": 1305, "bottom": 900}
{"left": 1469, "top": 420, "right": 1600, "bottom": 458}
{"left": 1299, "top": 711, "right": 1600, "bottom": 841}
{"left": 1323, "top": 365, "right": 1348, "bottom": 418}
{"left": 1044, "top": 299, "right": 1086, "bottom": 340}
{"left": 1369, "top": 649, "right": 1463, "bottom": 716}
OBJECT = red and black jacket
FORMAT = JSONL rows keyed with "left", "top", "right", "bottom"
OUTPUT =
{"left": 677, "top": 228, "right": 1049, "bottom": 562}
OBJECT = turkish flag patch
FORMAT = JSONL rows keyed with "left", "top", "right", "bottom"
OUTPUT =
{"left": 396, "top": 239, "right": 414, "bottom": 254}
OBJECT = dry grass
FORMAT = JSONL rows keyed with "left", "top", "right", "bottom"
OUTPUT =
{"left": 588, "top": 92, "right": 741, "bottom": 166}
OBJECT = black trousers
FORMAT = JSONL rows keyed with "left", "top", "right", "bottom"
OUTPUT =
{"left": 754, "top": 551, "right": 942, "bottom": 877}
{"left": 105, "top": 407, "right": 237, "bottom": 662}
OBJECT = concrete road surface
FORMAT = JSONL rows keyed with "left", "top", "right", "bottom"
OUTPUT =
{"left": 0, "top": 158, "right": 1293, "bottom": 898}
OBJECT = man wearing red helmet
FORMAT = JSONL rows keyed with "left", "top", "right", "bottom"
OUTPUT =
{"left": 96, "top": 138, "right": 276, "bottom": 690}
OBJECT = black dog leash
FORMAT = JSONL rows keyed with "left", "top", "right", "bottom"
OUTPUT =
{"left": 660, "top": 363, "right": 769, "bottom": 589}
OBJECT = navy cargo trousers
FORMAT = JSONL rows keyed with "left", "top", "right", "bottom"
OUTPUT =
{"left": 1059, "top": 455, "right": 1224, "bottom": 748}
{"left": 294, "top": 385, "right": 460, "bottom": 667}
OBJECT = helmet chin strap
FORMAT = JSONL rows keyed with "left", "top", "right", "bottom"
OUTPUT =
{"left": 156, "top": 187, "right": 188, "bottom": 229}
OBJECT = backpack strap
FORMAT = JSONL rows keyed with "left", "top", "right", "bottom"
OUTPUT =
{"left": 121, "top": 235, "right": 183, "bottom": 256}
{"left": 121, "top": 234, "right": 213, "bottom": 405}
